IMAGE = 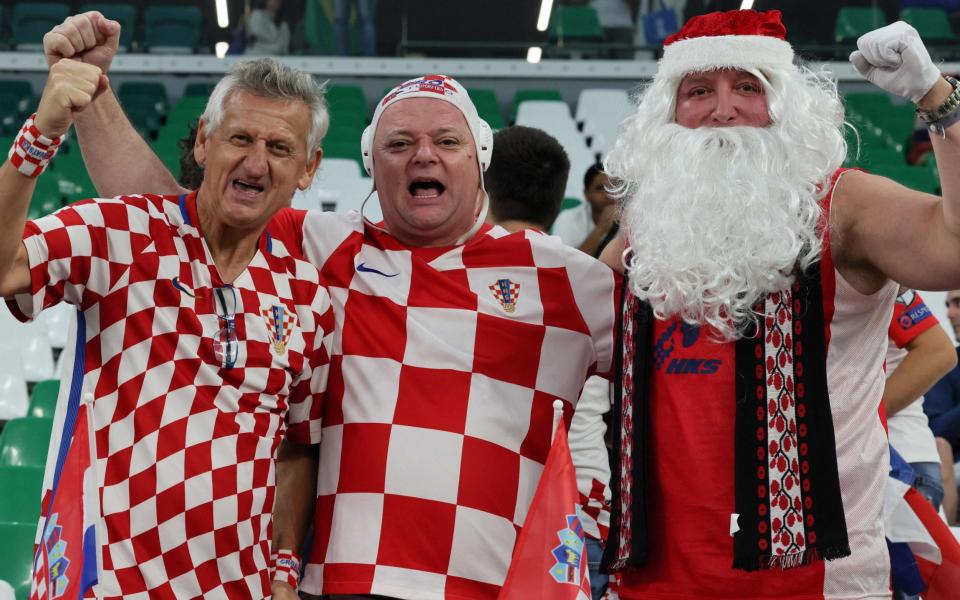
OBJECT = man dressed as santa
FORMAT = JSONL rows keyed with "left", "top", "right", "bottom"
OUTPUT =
{"left": 601, "top": 9, "right": 960, "bottom": 599}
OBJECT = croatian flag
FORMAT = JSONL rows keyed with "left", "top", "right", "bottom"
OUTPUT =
{"left": 31, "top": 313, "right": 98, "bottom": 600}
{"left": 885, "top": 446, "right": 960, "bottom": 599}
{"left": 499, "top": 401, "right": 590, "bottom": 600}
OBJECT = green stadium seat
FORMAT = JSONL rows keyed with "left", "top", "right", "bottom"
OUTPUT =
{"left": 11, "top": 3, "right": 71, "bottom": 51}
{"left": 29, "top": 175, "right": 64, "bottom": 219}
{"left": 0, "top": 466, "right": 44, "bottom": 525}
{"left": 49, "top": 152, "right": 97, "bottom": 204}
{"left": 511, "top": 89, "right": 564, "bottom": 123}
{"left": 874, "top": 163, "right": 940, "bottom": 194}
{"left": 560, "top": 197, "right": 582, "bottom": 211}
{"left": 0, "top": 418, "right": 53, "bottom": 468}
{"left": 29, "top": 380, "right": 60, "bottom": 419}
{"left": 81, "top": 3, "right": 138, "bottom": 50}
{"left": 144, "top": 5, "right": 203, "bottom": 54}
{"left": 0, "top": 80, "right": 36, "bottom": 136}
{"left": 548, "top": 5, "right": 603, "bottom": 40}
{"left": 322, "top": 137, "right": 364, "bottom": 169}
{"left": 326, "top": 85, "right": 367, "bottom": 120}
{"left": 901, "top": 8, "right": 957, "bottom": 42}
{"left": 0, "top": 522, "right": 37, "bottom": 600}
{"left": 468, "top": 89, "right": 505, "bottom": 130}
{"left": 183, "top": 82, "right": 216, "bottom": 98}
{"left": 118, "top": 81, "right": 168, "bottom": 117}
{"left": 834, "top": 7, "right": 886, "bottom": 43}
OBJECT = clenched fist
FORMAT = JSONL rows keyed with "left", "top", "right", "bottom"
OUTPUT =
{"left": 849, "top": 21, "right": 941, "bottom": 103}
{"left": 35, "top": 59, "right": 107, "bottom": 138}
{"left": 44, "top": 11, "right": 121, "bottom": 72}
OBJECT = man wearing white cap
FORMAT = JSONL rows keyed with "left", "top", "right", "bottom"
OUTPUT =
{"left": 46, "top": 14, "right": 619, "bottom": 599}
{"left": 600, "top": 8, "right": 960, "bottom": 599}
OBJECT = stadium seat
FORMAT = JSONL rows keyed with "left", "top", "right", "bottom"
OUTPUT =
{"left": 81, "top": 3, "right": 138, "bottom": 50}
{"left": 118, "top": 81, "right": 168, "bottom": 119}
{"left": 511, "top": 89, "right": 564, "bottom": 123}
{"left": 0, "top": 418, "right": 53, "bottom": 468}
{"left": 834, "top": 7, "right": 886, "bottom": 43}
{"left": 0, "top": 352, "right": 29, "bottom": 421}
{"left": 49, "top": 152, "right": 97, "bottom": 205}
{"left": 901, "top": 8, "right": 957, "bottom": 41}
{"left": 183, "top": 82, "right": 215, "bottom": 98}
{"left": 326, "top": 85, "right": 368, "bottom": 120}
{"left": 0, "top": 465, "right": 44, "bottom": 525}
{"left": 874, "top": 163, "right": 940, "bottom": 194}
{"left": 29, "top": 380, "right": 60, "bottom": 419}
{"left": 0, "top": 522, "right": 37, "bottom": 600}
{"left": 468, "top": 89, "right": 505, "bottom": 130}
{"left": 575, "top": 88, "right": 633, "bottom": 153}
{"left": 548, "top": 5, "right": 603, "bottom": 40}
{"left": 0, "top": 80, "right": 35, "bottom": 136}
{"left": 11, "top": 3, "right": 70, "bottom": 51}
{"left": 16, "top": 320, "right": 55, "bottom": 383}
{"left": 144, "top": 5, "right": 203, "bottom": 54}
{"left": 28, "top": 175, "right": 64, "bottom": 219}
{"left": 36, "top": 301, "right": 75, "bottom": 350}
{"left": 515, "top": 100, "right": 577, "bottom": 132}
{"left": 322, "top": 137, "right": 365, "bottom": 169}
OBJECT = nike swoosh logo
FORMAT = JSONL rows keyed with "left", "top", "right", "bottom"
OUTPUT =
{"left": 357, "top": 262, "right": 399, "bottom": 277}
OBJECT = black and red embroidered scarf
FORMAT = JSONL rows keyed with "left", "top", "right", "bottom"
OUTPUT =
{"left": 601, "top": 260, "right": 850, "bottom": 573}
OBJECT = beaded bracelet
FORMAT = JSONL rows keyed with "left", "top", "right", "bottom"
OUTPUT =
{"left": 7, "top": 113, "right": 64, "bottom": 177}
{"left": 271, "top": 548, "right": 302, "bottom": 588}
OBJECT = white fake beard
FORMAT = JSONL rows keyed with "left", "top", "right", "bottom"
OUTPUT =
{"left": 618, "top": 124, "right": 832, "bottom": 340}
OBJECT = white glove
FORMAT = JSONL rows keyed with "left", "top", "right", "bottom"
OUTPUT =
{"left": 849, "top": 21, "right": 941, "bottom": 103}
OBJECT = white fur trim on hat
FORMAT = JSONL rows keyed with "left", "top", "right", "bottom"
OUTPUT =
{"left": 659, "top": 34, "right": 794, "bottom": 81}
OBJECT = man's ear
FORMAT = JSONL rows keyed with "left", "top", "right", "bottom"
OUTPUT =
{"left": 194, "top": 119, "right": 208, "bottom": 168}
{"left": 298, "top": 148, "right": 323, "bottom": 190}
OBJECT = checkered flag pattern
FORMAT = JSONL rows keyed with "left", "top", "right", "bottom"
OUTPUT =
{"left": 10, "top": 192, "right": 333, "bottom": 599}
{"left": 7, "top": 114, "right": 63, "bottom": 177}
{"left": 283, "top": 211, "right": 620, "bottom": 598}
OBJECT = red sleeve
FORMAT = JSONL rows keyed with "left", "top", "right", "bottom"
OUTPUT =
{"left": 888, "top": 290, "right": 939, "bottom": 348}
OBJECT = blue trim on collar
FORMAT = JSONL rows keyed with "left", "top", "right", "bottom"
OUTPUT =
{"left": 178, "top": 194, "right": 190, "bottom": 225}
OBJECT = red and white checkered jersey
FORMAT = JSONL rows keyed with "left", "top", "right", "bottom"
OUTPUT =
{"left": 7, "top": 191, "right": 333, "bottom": 599}
{"left": 278, "top": 210, "right": 619, "bottom": 599}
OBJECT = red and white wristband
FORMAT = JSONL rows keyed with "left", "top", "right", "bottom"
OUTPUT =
{"left": 271, "top": 548, "right": 302, "bottom": 588}
{"left": 7, "top": 113, "right": 64, "bottom": 177}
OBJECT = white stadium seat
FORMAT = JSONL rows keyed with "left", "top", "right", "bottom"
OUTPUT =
{"left": 576, "top": 88, "right": 634, "bottom": 154}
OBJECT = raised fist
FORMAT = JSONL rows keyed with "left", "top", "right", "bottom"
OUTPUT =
{"left": 849, "top": 21, "right": 941, "bottom": 103}
{"left": 43, "top": 11, "right": 121, "bottom": 73}
{"left": 35, "top": 59, "right": 107, "bottom": 138}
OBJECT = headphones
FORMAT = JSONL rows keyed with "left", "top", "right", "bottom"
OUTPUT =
{"left": 360, "top": 116, "right": 494, "bottom": 178}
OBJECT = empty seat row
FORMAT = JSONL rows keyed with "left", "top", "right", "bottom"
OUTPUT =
{"left": 6, "top": 3, "right": 206, "bottom": 54}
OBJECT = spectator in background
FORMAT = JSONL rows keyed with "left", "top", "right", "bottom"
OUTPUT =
{"left": 884, "top": 289, "right": 957, "bottom": 549}
{"left": 335, "top": 0, "right": 375, "bottom": 56}
{"left": 247, "top": 0, "right": 291, "bottom": 55}
{"left": 552, "top": 163, "right": 619, "bottom": 257}
{"left": 484, "top": 124, "right": 611, "bottom": 600}
{"left": 924, "top": 289, "right": 960, "bottom": 523}
{"left": 483, "top": 125, "right": 570, "bottom": 232}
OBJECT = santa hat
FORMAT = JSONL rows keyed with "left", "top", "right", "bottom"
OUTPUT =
{"left": 658, "top": 9, "right": 795, "bottom": 82}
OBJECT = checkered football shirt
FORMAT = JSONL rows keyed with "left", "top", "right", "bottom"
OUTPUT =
{"left": 7, "top": 191, "right": 333, "bottom": 599}
{"left": 276, "top": 210, "right": 619, "bottom": 599}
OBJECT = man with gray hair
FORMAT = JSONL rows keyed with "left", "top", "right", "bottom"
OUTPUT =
{"left": 0, "top": 22, "right": 334, "bottom": 598}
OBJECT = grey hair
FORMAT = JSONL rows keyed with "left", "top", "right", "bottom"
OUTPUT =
{"left": 201, "top": 58, "right": 329, "bottom": 154}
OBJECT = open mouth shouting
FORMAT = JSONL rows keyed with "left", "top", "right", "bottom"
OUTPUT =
{"left": 232, "top": 178, "right": 265, "bottom": 197}
{"left": 408, "top": 178, "right": 446, "bottom": 199}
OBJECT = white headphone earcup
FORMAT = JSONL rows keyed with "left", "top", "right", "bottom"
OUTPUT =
{"left": 360, "top": 125, "right": 374, "bottom": 176}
